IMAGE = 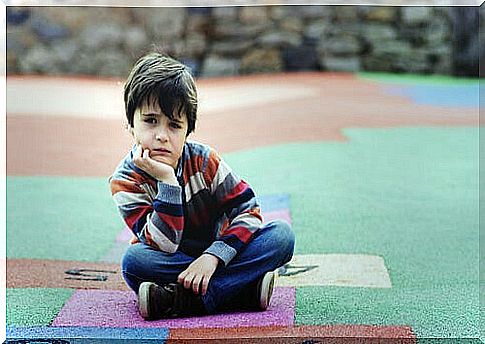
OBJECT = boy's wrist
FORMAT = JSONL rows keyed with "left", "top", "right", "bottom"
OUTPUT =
{"left": 157, "top": 174, "right": 178, "bottom": 186}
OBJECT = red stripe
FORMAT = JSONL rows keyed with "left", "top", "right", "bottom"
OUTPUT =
{"left": 125, "top": 206, "right": 151, "bottom": 229}
{"left": 222, "top": 225, "right": 253, "bottom": 243}
{"left": 221, "top": 180, "right": 249, "bottom": 203}
{"left": 157, "top": 212, "right": 184, "bottom": 231}
{"left": 204, "top": 150, "right": 221, "bottom": 184}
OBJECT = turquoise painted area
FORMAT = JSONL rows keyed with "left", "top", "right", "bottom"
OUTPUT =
{"left": 7, "top": 177, "right": 123, "bottom": 261}
{"left": 358, "top": 72, "right": 479, "bottom": 86}
{"left": 224, "top": 127, "right": 479, "bottom": 338}
{"left": 7, "top": 288, "right": 75, "bottom": 326}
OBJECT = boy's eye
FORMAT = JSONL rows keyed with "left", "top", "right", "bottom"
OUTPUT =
{"left": 144, "top": 118, "right": 157, "bottom": 124}
{"left": 170, "top": 122, "right": 182, "bottom": 129}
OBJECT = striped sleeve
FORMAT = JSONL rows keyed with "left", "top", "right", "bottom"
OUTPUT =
{"left": 110, "top": 171, "right": 184, "bottom": 254}
{"left": 203, "top": 149, "right": 263, "bottom": 265}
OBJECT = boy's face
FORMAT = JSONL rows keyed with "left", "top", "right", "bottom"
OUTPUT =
{"left": 131, "top": 100, "right": 188, "bottom": 169}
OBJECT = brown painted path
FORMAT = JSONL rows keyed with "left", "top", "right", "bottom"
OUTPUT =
{"left": 7, "top": 259, "right": 127, "bottom": 291}
{"left": 7, "top": 74, "right": 477, "bottom": 177}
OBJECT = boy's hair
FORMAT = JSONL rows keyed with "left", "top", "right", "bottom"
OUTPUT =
{"left": 124, "top": 53, "right": 197, "bottom": 135}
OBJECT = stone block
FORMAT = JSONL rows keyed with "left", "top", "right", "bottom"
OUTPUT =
{"left": 361, "top": 6, "right": 397, "bottom": 22}
{"left": 424, "top": 18, "right": 451, "bottom": 43}
{"left": 363, "top": 24, "right": 397, "bottom": 42}
{"left": 280, "top": 17, "right": 304, "bottom": 34}
{"left": 401, "top": 7, "right": 432, "bottom": 25}
{"left": 144, "top": 8, "right": 186, "bottom": 40}
{"left": 333, "top": 6, "right": 359, "bottom": 21}
{"left": 201, "top": 55, "right": 240, "bottom": 77}
{"left": 212, "top": 21, "right": 267, "bottom": 39}
{"left": 186, "top": 13, "right": 211, "bottom": 33}
{"left": 294, "top": 5, "right": 333, "bottom": 19}
{"left": 240, "top": 48, "right": 284, "bottom": 74}
{"left": 124, "top": 26, "right": 148, "bottom": 53}
{"left": 239, "top": 6, "right": 269, "bottom": 24}
{"left": 183, "top": 33, "right": 208, "bottom": 58}
{"left": 319, "top": 35, "right": 361, "bottom": 55}
{"left": 93, "top": 49, "right": 133, "bottom": 77}
{"left": 258, "top": 31, "right": 302, "bottom": 48}
{"left": 269, "top": 6, "right": 292, "bottom": 21}
{"left": 79, "top": 23, "right": 124, "bottom": 50}
{"left": 322, "top": 56, "right": 361, "bottom": 72}
{"left": 212, "top": 6, "right": 238, "bottom": 20}
{"left": 30, "top": 13, "right": 70, "bottom": 41}
{"left": 211, "top": 40, "right": 253, "bottom": 57}
{"left": 305, "top": 21, "right": 330, "bottom": 41}
{"left": 18, "top": 44, "right": 57, "bottom": 74}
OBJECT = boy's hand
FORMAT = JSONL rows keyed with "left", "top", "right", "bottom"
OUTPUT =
{"left": 177, "top": 253, "right": 219, "bottom": 295}
{"left": 133, "top": 145, "right": 178, "bottom": 185}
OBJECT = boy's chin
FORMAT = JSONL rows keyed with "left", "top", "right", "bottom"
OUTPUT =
{"left": 152, "top": 156, "right": 174, "bottom": 167}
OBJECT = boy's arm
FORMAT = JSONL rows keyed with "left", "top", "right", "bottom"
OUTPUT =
{"left": 110, "top": 172, "right": 184, "bottom": 253}
{"left": 202, "top": 150, "right": 263, "bottom": 266}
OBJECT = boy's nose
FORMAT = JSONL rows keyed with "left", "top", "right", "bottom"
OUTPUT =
{"left": 155, "top": 129, "right": 168, "bottom": 141}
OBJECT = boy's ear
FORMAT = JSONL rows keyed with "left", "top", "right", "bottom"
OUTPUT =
{"left": 124, "top": 122, "right": 134, "bottom": 136}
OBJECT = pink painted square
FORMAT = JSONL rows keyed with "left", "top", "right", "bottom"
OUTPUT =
{"left": 52, "top": 287, "right": 295, "bottom": 329}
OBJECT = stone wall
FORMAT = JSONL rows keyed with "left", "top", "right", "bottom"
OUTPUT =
{"left": 6, "top": 6, "right": 481, "bottom": 78}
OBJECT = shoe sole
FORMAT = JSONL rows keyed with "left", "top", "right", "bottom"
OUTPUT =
{"left": 259, "top": 271, "right": 275, "bottom": 310}
{"left": 138, "top": 282, "right": 151, "bottom": 319}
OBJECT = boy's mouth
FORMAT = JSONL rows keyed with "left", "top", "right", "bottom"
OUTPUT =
{"left": 151, "top": 148, "right": 171, "bottom": 155}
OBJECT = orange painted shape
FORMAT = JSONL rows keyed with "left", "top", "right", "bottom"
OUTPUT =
{"left": 168, "top": 325, "right": 416, "bottom": 343}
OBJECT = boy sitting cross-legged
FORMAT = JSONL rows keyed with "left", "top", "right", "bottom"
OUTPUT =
{"left": 109, "top": 52, "right": 295, "bottom": 319}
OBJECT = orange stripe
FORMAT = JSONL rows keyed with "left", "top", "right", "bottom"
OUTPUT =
{"left": 110, "top": 179, "right": 144, "bottom": 195}
{"left": 168, "top": 325, "right": 416, "bottom": 342}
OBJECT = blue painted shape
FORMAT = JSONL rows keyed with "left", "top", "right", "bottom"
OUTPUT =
{"left": 385, "top": 84, "right": 479, "bottom": 107}
{"left": 258, "top": 193, "right": 290, "bottom": 212}
{"left": 6, "top": 326, "right": 168, "bottom": 343}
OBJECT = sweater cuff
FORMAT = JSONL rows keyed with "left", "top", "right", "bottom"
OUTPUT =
{"left": 156, "top": 181, "right": 182, "bottom": 204}
{"left": 204, "top": 241, "right": 237, "bottom": 266}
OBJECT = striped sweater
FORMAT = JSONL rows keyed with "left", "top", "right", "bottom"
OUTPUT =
{"left": 109, "top": 140, "right": 263, "bottom": 265}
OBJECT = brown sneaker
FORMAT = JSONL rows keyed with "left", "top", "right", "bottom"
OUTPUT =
{"left": 138, "top": 282, "right": 206, "bottom": 320}
{"left": 256, "top": 271, "right": 276, "bottom": 310}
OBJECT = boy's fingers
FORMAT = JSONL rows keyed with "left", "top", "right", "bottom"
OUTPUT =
{"left": 177, "top": 271, "right": 187, "bottom": 284}
{"left": 183, "top": 273, "right": 194, "bottom": 289}
{"left": 192, "top": 275, "right": 203, "bottom": 294}
{"left": 201, "top": 276, "right": 210, "bottom": 295}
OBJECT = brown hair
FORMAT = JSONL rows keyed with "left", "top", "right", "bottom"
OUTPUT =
{"left": 124, "top": 53, "right": 197, "bottom": 135}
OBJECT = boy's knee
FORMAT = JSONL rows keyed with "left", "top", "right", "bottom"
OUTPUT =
{"left": 268, "top": 219, "right": 295, "bottom": 255}
{"left": 121, "top": 243, "right": 146, "bottom": 274}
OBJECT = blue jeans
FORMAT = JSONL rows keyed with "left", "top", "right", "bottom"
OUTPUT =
{"left": 121, "top": 220, "right": 295, "bottom": 314}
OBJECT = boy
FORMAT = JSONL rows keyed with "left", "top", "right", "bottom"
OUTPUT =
{"left": 110, "top": 52, "right": 295, "bottom": 320}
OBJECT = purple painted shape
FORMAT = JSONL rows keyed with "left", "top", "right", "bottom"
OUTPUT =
{"left": 263, "top": 209, "right": 292, "bottom": 225}
{"left": 52, "top": 288, "right": 294, "bottom": 329}
{"left": 116, "top": 226, "right": 133, "bottom": 243}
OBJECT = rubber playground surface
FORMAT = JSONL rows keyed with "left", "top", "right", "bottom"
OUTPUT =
{"left": 5, "top": 72, "right": 480, "bottom": 343}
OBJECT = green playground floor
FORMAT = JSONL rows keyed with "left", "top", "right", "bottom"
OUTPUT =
{"left": 5, "top": 73, "right": 481, "bottom": 342}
